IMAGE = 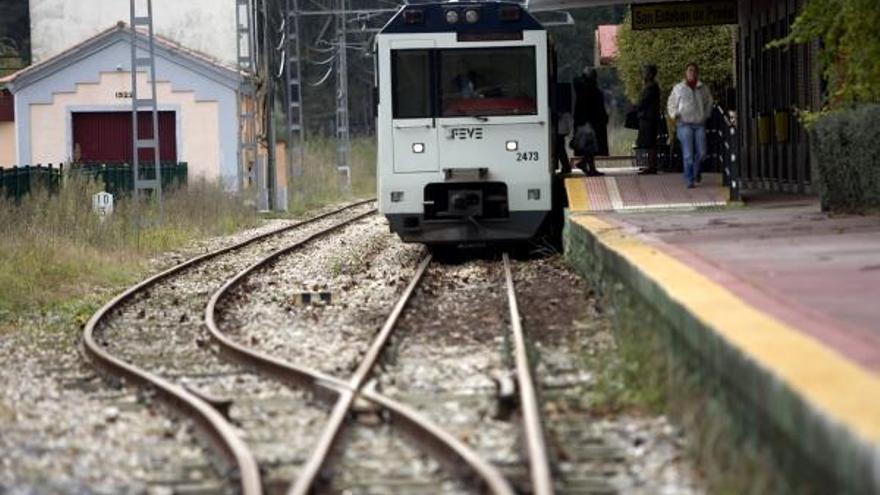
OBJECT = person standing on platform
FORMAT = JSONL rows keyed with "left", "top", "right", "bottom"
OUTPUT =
{"left": 573, "top": 67, "right": 608, "bottom": 176}
{"left": 635, "top": 64, "right": 661, "bottom": 175}
{"left": 667, "top": 62, "right": 713, "bottom": 188}
{"left": 555, "top": 109, "right": 573, "bottom": 174}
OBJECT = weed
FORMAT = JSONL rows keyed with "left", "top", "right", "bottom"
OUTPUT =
{"left": 593, "top": 285, "right": 807, "bottom": 494}
{"left": 0, "top": 174, "right": 260, "bottom": 317}
{"left": 285, "top": 137, "right": 376, "bottom": 214}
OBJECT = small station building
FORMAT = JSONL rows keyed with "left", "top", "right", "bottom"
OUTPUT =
{"left": 0, "top": 23, "right": 242, "bottom": 186}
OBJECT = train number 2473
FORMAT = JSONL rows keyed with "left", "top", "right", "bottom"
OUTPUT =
{"left": 515, "top": 151, "right": 539, "bottom": 162}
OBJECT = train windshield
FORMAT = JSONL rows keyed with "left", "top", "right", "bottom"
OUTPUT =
{"left": 391, "top": 47, "right": 537, "bottom": 119}
{"left": 439, "top": 47, "right": 537, "bottom": 117}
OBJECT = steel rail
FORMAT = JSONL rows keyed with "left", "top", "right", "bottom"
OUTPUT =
{"left": 287, "top": 254, "right": 432, "bottom": 495}
{"left": 203, "top": 207, "right": 379, "bottom": 394}
{"left": 502, "top": 252, "right": 555, "bottom": 495}
{"left": 205, "top": 248, "right": 514, "bottom": 495}
{"left": 81, "top": 199, "right": 374, "bottom": 495}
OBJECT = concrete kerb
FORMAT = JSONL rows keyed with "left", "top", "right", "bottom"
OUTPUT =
{"left": 563, "top": 209, "right": 880, "bottom": 494}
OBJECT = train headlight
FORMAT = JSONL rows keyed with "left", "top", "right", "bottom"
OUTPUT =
{"left": 445, "top": 10, "right": 459, "bottom": 23}
{"left": 412, "top": 142, "right": 425, "bottom": 153}
{"left": 505, "top": 140, "right": 518, "bottom": 151}
{"left": 465, "top": 9, "right": 479, "bottom": 23}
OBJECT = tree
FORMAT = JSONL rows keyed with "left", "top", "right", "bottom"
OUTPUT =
{"left": 771, "top": 0, "right": 880, "bottom": 109}
{"left": 616, "top": 9, "right": 735, "bottom": 103}
{"left": 547, "top": 6, "right": 625, "bottom": 84}
{"left": 0, "top": 38, "right": 26, "bottom": 77}
{"left": 0, "top": 0, "right": 30, "bottom": 76}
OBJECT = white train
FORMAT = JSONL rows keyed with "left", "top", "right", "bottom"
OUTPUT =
{"left": 375, "top": 1, "right": 559, "bottom": 246}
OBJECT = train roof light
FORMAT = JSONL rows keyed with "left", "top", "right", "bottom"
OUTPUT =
{"left": 499, "top": 5, "right": 520, "bottom": 21}
{"left": 464, "top": 9, "right": 479, "bottom": 24}
{"left": 445, "top": 9, "right": 459, "bottom": 24}
{"left": 404, "top": 9, "right": 424, "bottom": 24}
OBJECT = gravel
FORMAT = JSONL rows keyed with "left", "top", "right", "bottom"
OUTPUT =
{"left": 376, "top": 258, "right": 532, "bottom": 489}
{"left": 0, "top": 324, "right": 220, "bottom": 495}
{"left": 217, "top": 214, "right": 423, "bottom": 379}
{"left": 2, "top": 204, "right": 706, "bottom": 494}
{"left": 213, "top": 214, "right": 459, "bottom": 492}
{"left": 0, "top": 202, "right": 370, "bottom": 494}
{"left": 513, "top": 255, "right": 704, "bottom": 494}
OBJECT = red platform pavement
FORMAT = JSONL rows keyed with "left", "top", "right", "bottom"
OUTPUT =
{"left": 564, "top": 190, "right": 880, "bottom": 492}
{"left": 598, "top": 193, "right": 880, "bottom": 371}
{"left": 564, "top": 171, "right": 729, "bottom": 213}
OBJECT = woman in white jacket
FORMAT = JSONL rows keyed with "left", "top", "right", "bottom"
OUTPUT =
{"left": 667, "top": 63, "right": 713, "bottom": 188}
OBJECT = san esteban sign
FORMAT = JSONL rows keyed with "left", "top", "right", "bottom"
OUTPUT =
{"left": 632, "top": 0, "right": 737, "bottom": 30}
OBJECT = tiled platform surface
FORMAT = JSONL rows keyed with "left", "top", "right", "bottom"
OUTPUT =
{"left": 609, "top": 195, "right": 880, "bottom": 370}
{"left": 564, "top": 192, "right": 880, "bottom": 492}
{"left": 564, "top": 171, "right": 729, "bottom": 212}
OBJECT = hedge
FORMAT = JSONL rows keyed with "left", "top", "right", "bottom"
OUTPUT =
{"left": 810, "top": 105, "right": 880, "bottom": 212}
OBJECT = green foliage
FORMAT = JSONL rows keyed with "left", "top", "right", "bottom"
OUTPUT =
{"left": 810, "top": 104, "right": 880, "bottom": 212}
{"left": 0, "top": 0, "right": 29, "bottom": 76}
{"left": 616, "top": 9, "right": 735, "bottom": 103}
{"left": 547, "top": 6, "right": 626, "bottom": 84}
{"left": 771, "top": 0, "right": 880, "bottom": 108}
{"left": 0, "top": 39, "right": 25, "bottom": 77}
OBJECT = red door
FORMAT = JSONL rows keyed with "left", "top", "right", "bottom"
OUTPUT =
{"left": 72, "top": 111, "right": 177, "bottom": 163}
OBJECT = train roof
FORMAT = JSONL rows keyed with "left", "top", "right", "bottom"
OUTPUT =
{"left": 379, "top": 2, "right": 543, "bottom": 35}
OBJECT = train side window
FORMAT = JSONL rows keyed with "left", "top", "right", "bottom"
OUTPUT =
{"left": 392, "top": 50, "right": 432, "bottom": 119}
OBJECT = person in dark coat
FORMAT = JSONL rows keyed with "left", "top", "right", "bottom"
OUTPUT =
{"left": 572, "top": 67, "right": 608, "bottom": 175}
{"left": 635, "top": 64, "right": 661, "bottom": 174}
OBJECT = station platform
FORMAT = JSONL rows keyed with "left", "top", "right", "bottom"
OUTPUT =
{"left": 563, "top": 170, "right": 729, "bottom": 213}
{"left": 563, "top": 185, "right": 880, "bottom": 492}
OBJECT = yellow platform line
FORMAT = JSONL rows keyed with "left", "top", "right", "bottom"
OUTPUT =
{"left": 573, "top": 214, "right": 880, "bottom": 442}
{"left": 564, "top": 177, "right": 589, "bottom": 212}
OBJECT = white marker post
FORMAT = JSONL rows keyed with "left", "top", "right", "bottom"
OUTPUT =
{"left": 92, "top": 191, "right": 114, "bottom": 221}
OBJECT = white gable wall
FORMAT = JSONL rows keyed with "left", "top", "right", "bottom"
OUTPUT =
{"left": 30, "top": 0, "right": 237, "bottom": 66}
{"left": 12, "top": 35, "right": 239, "bottom": 186}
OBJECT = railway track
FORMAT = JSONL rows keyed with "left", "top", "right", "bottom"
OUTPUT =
{"left": 82, "top": 200, "right": 376, "bottom": 494}
{"left": 83, "top": 200, "right": 627, "bottom": 494}
{"left": 207, "top": 240, "right": 566, "bottom": 493}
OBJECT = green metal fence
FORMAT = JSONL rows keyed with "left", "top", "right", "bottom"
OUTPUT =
{"left": 0, "top": 162, "right": 188, "bottom": 201}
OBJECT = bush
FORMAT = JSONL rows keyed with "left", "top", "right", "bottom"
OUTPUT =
{"left": 772, "top": 0, "right": 880, "bottom": 109}
{"left": 810, "top": 104, "right": 880, "bottom": 212}
{"left": 616, "top": 8, "right": 735, "bottom": 103}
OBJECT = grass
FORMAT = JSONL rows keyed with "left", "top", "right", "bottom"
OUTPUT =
{"left": 286, "top": 136, "right": 377, "bottom": 214}
{"left": 608, "top": 124, "right": 638, "bottom": 156}
{"left": 0, "top": 174, "right": 261, "bottom": 318}
{"left": 583, "top": 284, "right": 809, "bottom": 494}
{"left": 0, "top": 136, "right": 379, "bottom": 320}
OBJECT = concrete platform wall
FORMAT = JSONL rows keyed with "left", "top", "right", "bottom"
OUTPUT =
{"left": 563, "top": 211, "right": 880, "bottom": 493}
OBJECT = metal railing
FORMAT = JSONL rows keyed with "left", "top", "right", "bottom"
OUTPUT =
{"left": 706, "top": 104, "right": 739, "bottom": 200}
{"left": 0, "top": 162, "right": 188, "bottom": 201}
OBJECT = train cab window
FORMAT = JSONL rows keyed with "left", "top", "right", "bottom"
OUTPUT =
{"left": 392, "top": 50, "right": 432, "bottom": 119}
{"left": 439, "top": 47, "right": 536, "bottom": 117}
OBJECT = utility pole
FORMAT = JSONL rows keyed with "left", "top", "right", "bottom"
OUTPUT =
{"left": 236, "top": 0, "right": 257, "bottom": 193}
{"left": 261, "top": 0, "right": 277, "bottom": 210}
{"left": 129, "top": 0, "right": 163, "bottom": 219}
{"left": 281, "top": 0, "right": 402, "bottom": 196}
{"left": 285, "top": 0, "right": 305, "bottom": 200}
{"left": 335, "top": 0, "right": 351, "bottom": 190}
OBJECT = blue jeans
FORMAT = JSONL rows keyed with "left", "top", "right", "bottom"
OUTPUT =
{"left": 676, "top": 123, "right": 706, "bottom": 185}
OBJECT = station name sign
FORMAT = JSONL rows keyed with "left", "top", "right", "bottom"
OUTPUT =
{"left": 632, "top": 0, "right": 737, "bottom": 30}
